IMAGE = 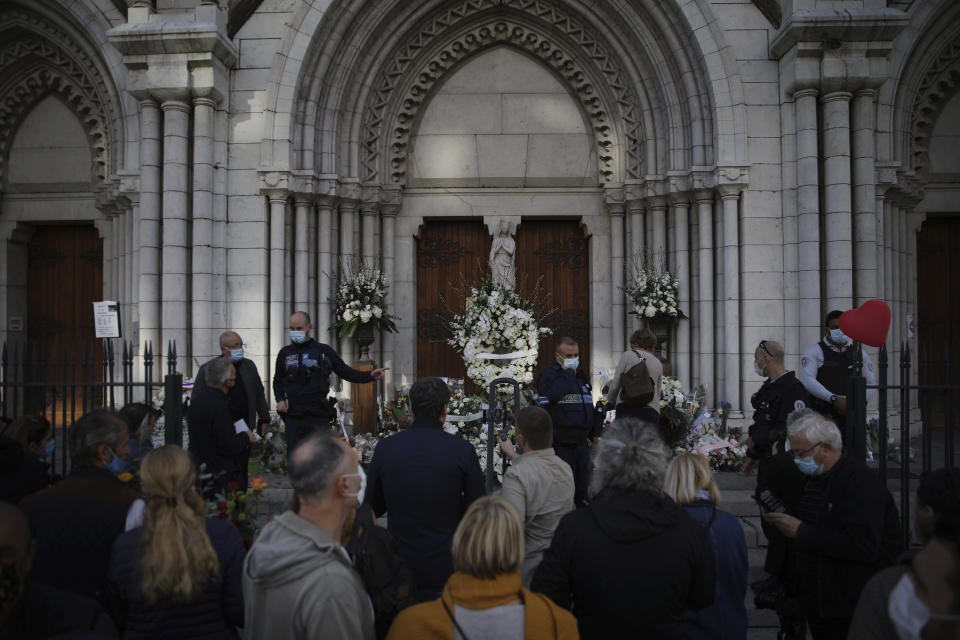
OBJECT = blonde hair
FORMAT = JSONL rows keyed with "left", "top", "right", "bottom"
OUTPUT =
{"left": 663, "top": 453, "right": 722, "bottom": 507}
{"left": 138, "top": 445, "right": 219, "bottom": 604}
{"left": 452, "top": 496, "right": 524, "bottom": 579}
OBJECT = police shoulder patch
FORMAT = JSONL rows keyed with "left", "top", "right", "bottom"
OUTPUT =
{"left": 794, "top": 400, "right": 806, "bottom": 410}
{"left": 801, "top": 357, "right": 809, "bottom": 368}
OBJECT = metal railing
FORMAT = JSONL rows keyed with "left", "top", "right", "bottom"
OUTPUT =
{"left": 846, "top": 342, "right": 960, "bottom": 544}
{"left": 1, "top": 340, "right": 184, "bottom": 478}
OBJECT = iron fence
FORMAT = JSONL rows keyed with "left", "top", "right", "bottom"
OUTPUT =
{"left": 847, "top": 342, "right": 960, "bottom": 544}
{"left": 1, "top": 340, "right": 184, "bottom": 478}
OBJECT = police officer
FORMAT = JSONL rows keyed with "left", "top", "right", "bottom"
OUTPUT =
{"left": 537, "top": 336, "right": 597, "bottom": 508}
{"left": 800, "top": 310, "right": 875, "bottom": 436}
{"left": 745, "top": 339, "right": 809, "bottom": 640}
{"left": 273, "top": 311, "right": 387, "bottom": 453}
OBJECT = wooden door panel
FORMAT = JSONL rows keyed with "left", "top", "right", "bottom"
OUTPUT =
{"left": 416, "top": 221, "right": 491, "bottom": 387}
{"left": 514, "top": 219, "right": 590, "bottom": 381}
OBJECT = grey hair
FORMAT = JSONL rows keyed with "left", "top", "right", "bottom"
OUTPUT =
{"left": 589, "top": 417, "right": 671, "bottom": 498}
{"left": 288, "top": 433, "right": 347, "bottom": 504}
{"left": 69, "top": 409, "right": 127, "bottom": 467}
{"left": 787, "top": 408, "right": 842, "bottom": 450}
{"left": 205, "top": 357, "right": 234, "bottom": 388}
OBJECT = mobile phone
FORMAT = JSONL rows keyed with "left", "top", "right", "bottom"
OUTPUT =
{"left": 753, "top": 489, "right": 786, "bottom": 513}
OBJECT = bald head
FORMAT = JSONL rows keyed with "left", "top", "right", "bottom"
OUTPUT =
{"left": 757, "top": 340, "right": 784, "bottom": 363}
{"left": 219, "top": 331, "right": 241, "bottom": 350}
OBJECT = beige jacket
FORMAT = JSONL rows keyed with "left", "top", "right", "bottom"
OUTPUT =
{"left": 499, "top": 448, "right": 575, "bottom": 587}
{"left": 606, "top": 348, "right": 663, "bottom": 413}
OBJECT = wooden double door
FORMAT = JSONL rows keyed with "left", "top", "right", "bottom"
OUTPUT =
{"left": 416, "top": 219, "right": 590, "bottom": 390}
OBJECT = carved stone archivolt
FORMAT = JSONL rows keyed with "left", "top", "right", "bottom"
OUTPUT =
{"left": 908, "top": 32, "right": 960, "bottom": 177}
{"left": 360, "top": 0, "right": 644, "bottom": 185}
{"left": 0, "top": 7, "right": 121, "bottom": 186}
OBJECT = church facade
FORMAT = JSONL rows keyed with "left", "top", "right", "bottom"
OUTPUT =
{"left": 0, "top": 0, "right": 957, "bottom": 413}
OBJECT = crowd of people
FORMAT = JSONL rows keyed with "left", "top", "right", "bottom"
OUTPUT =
{"left": 0, "top": 311, "right": 958, "bottom": 640}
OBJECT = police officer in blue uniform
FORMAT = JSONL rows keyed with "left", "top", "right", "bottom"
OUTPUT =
{"left": 537, "top": 336, "right": 598, "bottom": 508}
{"left": 272, "top": 311, "right": 386, "bottom": 453}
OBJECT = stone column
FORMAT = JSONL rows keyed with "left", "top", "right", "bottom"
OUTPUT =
{"left": 718, "top": 186, "right": 741, "bottom": 409}
{"left": 608, "top": 200, "right": 626, "bottom": 355}
{"left": 671, "top": 194, "right": 691, "bottom": 390}
{"left": 822, "top": 91, "right": 854, "bottom": 311}
{"left": 138, "top": 100, "right": 161, "bottom": 359}
{"left": 882, "top": 195, "right": 893, "bottom": 321}
{"left": 627, "top": 199, "right": 644, "bottom": 332}
{"left": 161, "top": 100, "right": 191, "bottom": 370}
{"left": 780, "top": 97, "right": 800, "bottom": 361}
{"left": 695, "top": 190, "right": 714, "bottom": 401}
{"left": 294, "top": 196, "right": 311, "bottom": 310}
{"left": 213, "top": 105, "right": 228, "bottom": 334}
{"left": 191, "top": 97, "right": 216, "bottom": 362}
{"left": 316, "top": 195, "right": 335, "bottom": 342}
{"left": 852, "top": 90, "right": 878, "bottom": 304}
{"left": 649, "top": 197, "right": 667, "bottom": 260}
{"left": 268, "top": 193, "right": 288, "bottom": 398}
{"left": 360, "top": 199, "right": 379, "bottom": 261}
{"left": 339, "top": 198, "right": 357, "bottom": 274}
{"left": 381, "top": 199, "right": 400, "bottom": 396}
{"left": 794, "top": 89, "right": 821, "bottom": 348}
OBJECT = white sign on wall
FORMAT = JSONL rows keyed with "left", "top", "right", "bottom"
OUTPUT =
{"left": 93, "top": 301, "right": 121, "bottom": 338}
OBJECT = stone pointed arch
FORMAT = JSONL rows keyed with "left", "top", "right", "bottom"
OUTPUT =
{"left": 363, "top": 16, "right": 641, "bottom": 185}
{"left": 0, "top": 3, "right": 125, "bottom": 187}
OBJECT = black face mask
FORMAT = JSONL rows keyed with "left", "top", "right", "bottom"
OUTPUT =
{"left": 0, "top": 561, "right": 23, "bottom": 611}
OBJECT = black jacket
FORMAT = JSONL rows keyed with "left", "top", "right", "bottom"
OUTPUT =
{"left": 187, "top": 388, "right": 249, "bottom": 492}
{"left": 108, "top": 518, "right": 246, "bottom": 639}
{"left": 0, "top": 577, "right": 118, "bottom": 639}
{"left": 0, "top": 436, "right": 49, "bottom": 503}
{"left": 20, "top": 467, "right": 139, "bottom": 602}
{"left": 194, "top": 357, "right": 269, "bottom": 433}
{"left": 795, "top": 456, "right": 903, "bottom": 620}
{"left": 272, "top": 339, "right": 373, "bottom": 417}
{"left": 531, "top": 489, "right": 715, "bottom": 640}
{"left": 537, "top": 362, "right": 596, "bottom": 443}
{"left": 364, "top": 415, "right": 484, "bottom": 594}
{"left": 748, "top": 370, "right": 809, "bottom": 457}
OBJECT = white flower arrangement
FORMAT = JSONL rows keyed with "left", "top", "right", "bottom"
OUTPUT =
{"left": 448, "top": 277, "right": 551, "bottom": 390}
{"left": 675, "top": 421, "right": 747, "bottom": 472}
{"left": 622, "top": 261, "right": 685, "bottom": 320}
{"left": 332, "top": 263, "right": 398, "bottom": 338}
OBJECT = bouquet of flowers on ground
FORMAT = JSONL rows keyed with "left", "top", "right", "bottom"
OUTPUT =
{"left": 676, "top": 418, "right": 747, "bottom": 472}
{"left": 443, "top": 392, "right": 485, "bottom": 439}
{"left": 448, "top": 276, "right": 551, "bottom": 390}
{"left": 332, "top": 262, "right": 399, "bottom": 338}
{"left": 658, "top": 377, "right": 701, "bottom": 447}
{"left": 208, "top": 476, "right": 269, "bottom": 548}
{"left": 622, "top": 254, "right": 685, "bottom": 319}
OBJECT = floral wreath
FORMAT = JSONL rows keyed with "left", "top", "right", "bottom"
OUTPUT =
{"left": 448, "top": 277, "right": 551, "bottom": 389}
{"left": 332, "top": 262, "right": 399, "bottom": 338}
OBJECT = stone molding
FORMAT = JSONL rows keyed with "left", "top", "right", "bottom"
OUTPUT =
{"left": 0, "top": 7, "right": 123, "bottom": 186}
{"left": 907, "top": 32, "right": 960, "bottom": 178}
{"left": 360, "top": 1, "right": 644, "bottom": 185}
{"left": 770, "top": 8, "right": 909, "bottom": 59}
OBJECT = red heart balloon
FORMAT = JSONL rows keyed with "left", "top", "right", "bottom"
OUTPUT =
{"left": 838, "top": 300, "right": 891, "bottom": 347}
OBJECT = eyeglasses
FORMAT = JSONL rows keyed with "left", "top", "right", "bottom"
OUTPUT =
{"left": 758, "top": 340, "right": 774, "bottom": 358}
{"left": 790, "top": 441, "right": 823, "bottom": 459}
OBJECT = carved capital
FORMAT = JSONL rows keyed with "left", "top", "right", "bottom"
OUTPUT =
{"left": 259, "top": 170, "right": 290, "bottom": 194}
{"left": 603, "top": 183, "right": 625, "bottom": 215}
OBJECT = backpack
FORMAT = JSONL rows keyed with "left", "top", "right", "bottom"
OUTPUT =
{"left": 621, "top": 350, "right": 655, "bottom": 406}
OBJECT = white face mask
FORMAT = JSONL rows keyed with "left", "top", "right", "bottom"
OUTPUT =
{"left": 888, "top": 573, "right": 960, "bottom": 640}
{"left": 343, "top": 466, "right": 366, "bottom": 505}
{"left": 754, "top": 360, "right": 765, "bottom": 377}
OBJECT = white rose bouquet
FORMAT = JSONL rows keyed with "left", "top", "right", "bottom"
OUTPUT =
{"left": 332, "top": 263, "right": 399, "bottom": 338}
{"left": 622, "top": 259, "right": 685, "bottom": 320}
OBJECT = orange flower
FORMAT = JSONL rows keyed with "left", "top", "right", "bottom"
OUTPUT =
{"left": 250, "top": 476, "right": 268, "bottom": 491}
{"left": 117, "top": 472, "right": 134, "bottom": 483}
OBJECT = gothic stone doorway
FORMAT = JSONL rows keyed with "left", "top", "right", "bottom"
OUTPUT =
{"left": 415, "top": 219, "right": 589, "bottom": 389}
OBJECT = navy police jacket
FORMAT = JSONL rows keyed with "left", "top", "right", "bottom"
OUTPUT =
{"left": 537, "top": 362, "right": 595, "bottom": 444}
{"left": 272, "top": 339, "right": 372, "bottom": 417}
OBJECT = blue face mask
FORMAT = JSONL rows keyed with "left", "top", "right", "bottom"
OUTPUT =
{"left": 104, "top": 446, "right": 128, "bottom": 476}
{"left": 229, "top": 348, "right": 244, "bottom": 362}
{"left": 289, "top": 330, "right": 307, "bottom": 344}
{"left": 43, "top": 440, "right": 55, "bottom": 459}
{"left": 563, "top": 357, "right": 579, "bottom": 370}
{"left": 830, "top": 328, "right": 849, "bottom": 346}
{"left": 794, "top": 455, "right": 823, "bottom": 476}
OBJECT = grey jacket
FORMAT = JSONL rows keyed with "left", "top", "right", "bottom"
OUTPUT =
{"left": 195, "top": 357, "right": 270, "bottom": 432}
{"left": 242, "top": 511, "right": 375, "bottom": 640}
{"left": 606, "top": 348, "right": 663, "bottom": 412}
{"left": 499, "top": 448, "right": 575, "bottom": 587}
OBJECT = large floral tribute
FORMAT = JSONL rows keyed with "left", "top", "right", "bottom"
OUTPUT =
{"left": 447, "top": 277, "right": 551, "bottom": 389}
{"left": 332, "top": 263, "right": 398, "bottom": 338}
{"left": 622, "top": 262, "right": 685, "bottom": 319}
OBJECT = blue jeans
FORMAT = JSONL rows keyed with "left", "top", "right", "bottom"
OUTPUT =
{"left": 282, "top": 414, "right": 332, "bottom": 454}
